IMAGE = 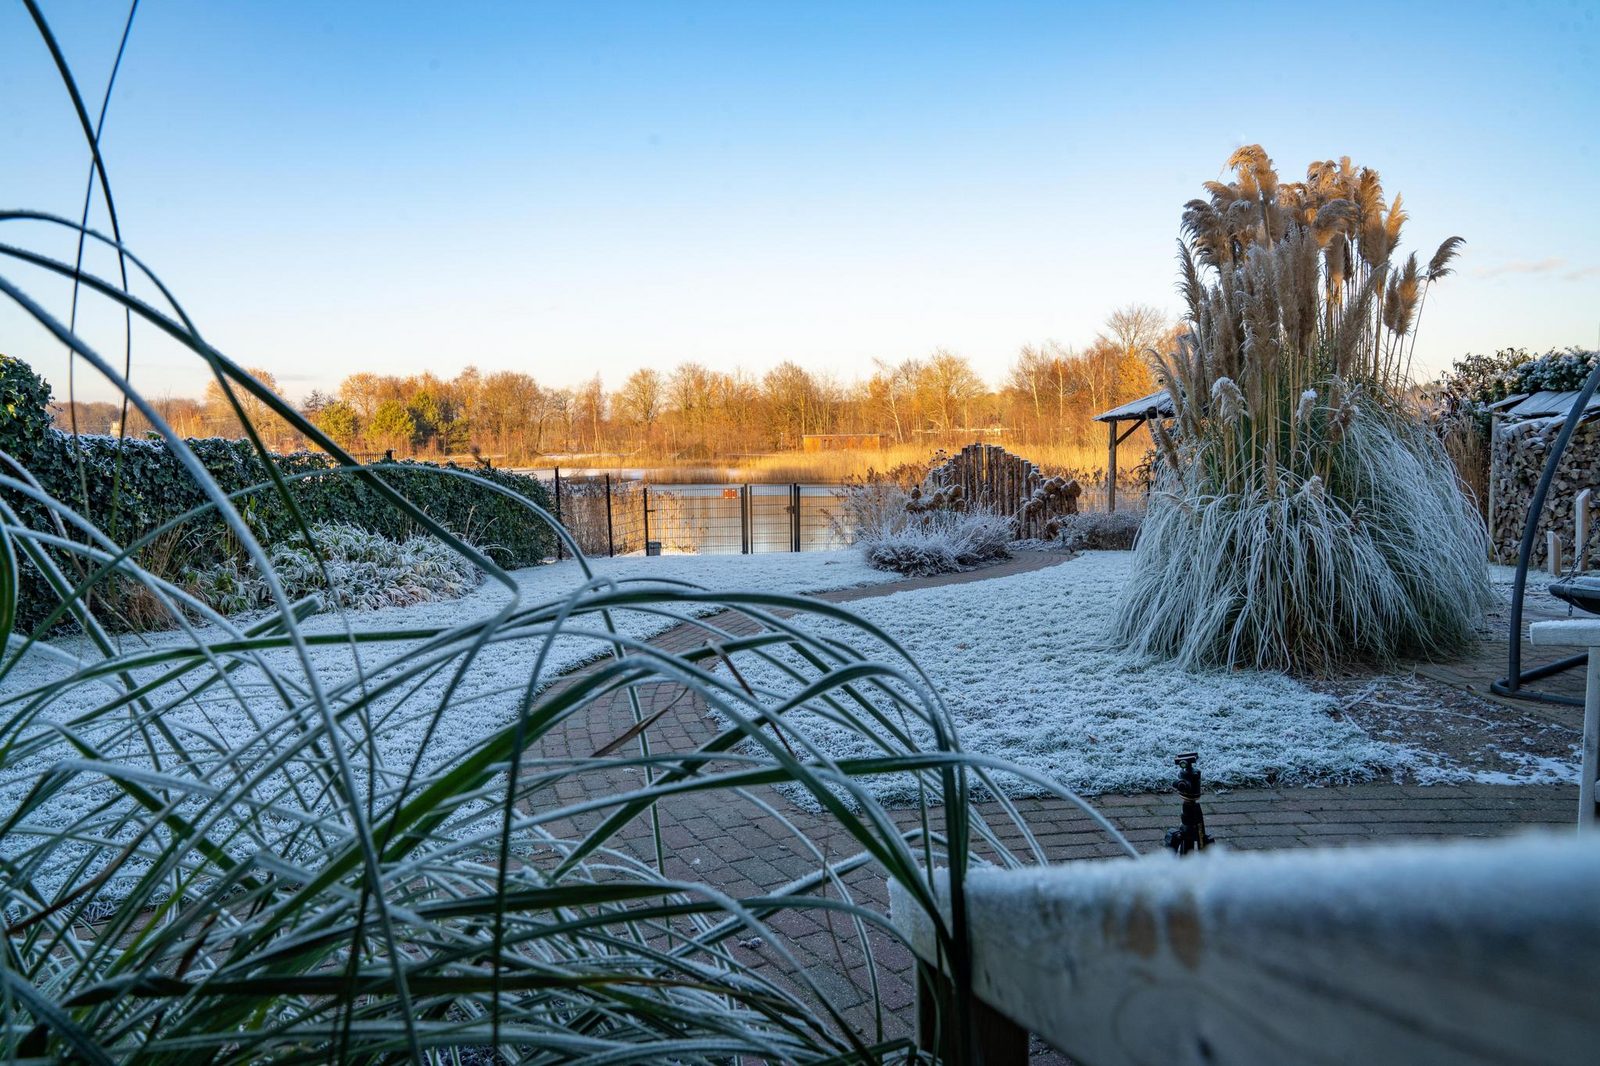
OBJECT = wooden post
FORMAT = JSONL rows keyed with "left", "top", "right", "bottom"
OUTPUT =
{"left": 1549, "top": 530, "right": 1563, "bottom": 576}
{"left": 1589, "top": 649, "right": 1600, "bottom": 828}
{"left": 892, "top": 834, "right": 1600, "bottom": 1063}
{"left": 1106, "top": 420, "right": 1118, "bottom": 513}
{"left": 1488, "top": 411, "right": 1501, "bottom": 559}
{"left": 916, "top": 959, "right": 1028, "bottom": 1066}
{"left": 1530, "top": 619, "right": 1600, "bottom": 828}
{"left": 1577, "top": 487, "right": 1592, "bottom": 572}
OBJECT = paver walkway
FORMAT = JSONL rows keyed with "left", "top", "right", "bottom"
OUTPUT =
{"left": 531, "top": 550, "right": 1581, "bottom": 1059}
{"left": 1417, "top": 580, "right": 1588, "bottom": 727}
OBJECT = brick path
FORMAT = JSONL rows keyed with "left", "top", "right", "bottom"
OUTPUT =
{"left": 1416, "top": 583, "right": 1588, "bottom": 727}
{"left": 530, "top": 551, "right": 1580, "bottom": 1059}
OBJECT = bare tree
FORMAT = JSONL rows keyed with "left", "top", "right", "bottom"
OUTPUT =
{"left": 916, "top": 350, "right": 984, "bottom": 433}
{"left": 615, "top": 368, "right": 664, "bottom": 444}
{"left": 478, "top": 370, "right": 542, "bottom": 457}
{"left": 203, "top": 367, "right": 284, "bottom": 442}
{"left": 573, "top": 374, "right": 606, "bottom": 453}
{"left": 866, "top": 358, "right": 920, "bottom": 443}
{"left": 762, "top": 362, "right": 818, "bottom": 448}
{"left": 1102, "top": 303, "right": 1169, "bottom": 356}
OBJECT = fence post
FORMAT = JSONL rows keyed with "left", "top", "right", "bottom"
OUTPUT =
{"left": 643, "top": 484, "right": 650, "bottom": 554}
{"left": 605, "top": 472, "right": 615, "bottom": 558}
{"left": 791, "top": 483, "right": 801, "bottom": 552}
{"left": 741, "top": 484, "right": 750, "bottom": 554}
{"left": 554, "top": 466, "right": 563, "bottom": 560}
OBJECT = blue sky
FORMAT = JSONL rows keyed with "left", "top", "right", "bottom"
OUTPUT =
{"left": 2, "top": 0, "right": 1597, "bottom": 403}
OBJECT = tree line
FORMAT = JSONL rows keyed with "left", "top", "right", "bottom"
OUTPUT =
{"left": 53, "top": 305, "right": 1171, "bottom": 463}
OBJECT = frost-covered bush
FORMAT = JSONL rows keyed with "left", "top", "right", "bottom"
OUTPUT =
{"left": 1, "top": 367, "right": 555, "bottom": 633}
{"left": 1056, "top": 511, "right": 1142, "bottom": 551}
{"left": 192, "top": 523, "right": 482, "bottom": 613}
{"left": 827, "top": 457, "right": 943, "bottom": 544}
{"left": 1117, "top": 147, "right": 1492, "bottom": 673}
{"left": 188, "top": 556, "right": 268, "bottom": 615}
{"left": 1434, "top": 347, "right": 1598, "bottom": 424}
{"left": 860, "top": 509, "right": 1011, "bottom": 576}
{"left": 1509, "top": 347, "right": 1599, "bottom": 395}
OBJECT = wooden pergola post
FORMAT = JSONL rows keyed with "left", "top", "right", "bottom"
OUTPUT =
{"left": 1106, "top": 419, "right": 1118, "bottom": 513}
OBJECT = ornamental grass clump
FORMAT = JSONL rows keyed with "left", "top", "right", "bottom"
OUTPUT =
{"left": 1114, "top": 147, "right": 1493, "bottom": 673}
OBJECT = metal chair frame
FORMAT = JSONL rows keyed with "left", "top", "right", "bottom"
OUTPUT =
{"left": 1493, "top": 359, "right": 1600, "bottom": 706}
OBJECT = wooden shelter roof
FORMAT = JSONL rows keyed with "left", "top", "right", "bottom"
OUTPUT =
{"left": 1093, "top": 389, "right": 1173, "bottom": 423}
{"left": 1488, "top": 390, "right": 1600, "bottom": 420}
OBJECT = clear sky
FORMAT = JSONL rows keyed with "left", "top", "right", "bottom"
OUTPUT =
{"left": 2, "top": 0, "right": 1596, "bottom": 404}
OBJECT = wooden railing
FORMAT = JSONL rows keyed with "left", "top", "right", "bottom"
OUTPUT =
{"left": 890, "top": 833, "right": 1599, "bottom": 1065}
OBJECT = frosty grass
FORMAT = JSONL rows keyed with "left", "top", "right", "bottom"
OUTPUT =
{"left": 728, "top": 551, "right": 1402, "bottom": 804}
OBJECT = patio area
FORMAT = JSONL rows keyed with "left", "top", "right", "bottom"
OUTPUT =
{"left": 528, "top": 553, "right": 1582, "bottom": 1053}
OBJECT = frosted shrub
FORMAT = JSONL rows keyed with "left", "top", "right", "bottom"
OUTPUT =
{"left": 861, "top": 509, "right": 1012, "bottom": 577}
{"left": 826, "top": 457, "right": 943, "bottom": 544}
{"left": 1115, "top": 147, "right": 1492, "bottom": 672}
{"left": 193, "top": 523, "right": 483, "bottom": 614}
{"left": 188, "top": 556, "right": 268, "bottom": 615}
{"left": 1056, "top": 511, "right": 1142, "bottom": 551}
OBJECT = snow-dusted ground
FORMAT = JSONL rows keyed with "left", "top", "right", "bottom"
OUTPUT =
{"left": 729, "top": 552, "right": 1400, "bottom": 803}
{"left": 4, "top": 551, "right": 901, "bottom": 718}
{"left": 0, "top": 550, "right": 901, "bottom": 895}
{"left": 1487, "top": 563, "right": 1570, "bottom": 618}
{"left": 5, "top": 546, "right": 1576, "bottom": 893}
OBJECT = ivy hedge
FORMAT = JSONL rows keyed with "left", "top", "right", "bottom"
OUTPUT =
{"left": 1, "top": 355, "right": 555, "bottom": 632}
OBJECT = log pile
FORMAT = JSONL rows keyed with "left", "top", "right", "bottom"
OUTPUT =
{"left": 927, "top": 443, "right": 1080, "bottom": 539}
{"left": 1489, "top": 415, "right": 1600, "bottom": 569}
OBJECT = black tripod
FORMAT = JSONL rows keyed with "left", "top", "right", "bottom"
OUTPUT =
{"left": 1163, "top": 752, "right": 1216, "bottom": 856}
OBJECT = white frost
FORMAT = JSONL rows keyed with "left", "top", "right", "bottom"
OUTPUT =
{"left": 728, "top": 552, "right": 1396, "bottom": 802}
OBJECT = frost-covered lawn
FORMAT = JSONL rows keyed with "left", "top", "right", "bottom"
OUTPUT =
{"left": 0, "top": 550, "right": 900, "bottom": 893}
{"left": 3, "top": 550, "right": 901, "bottom": 728}
{"left": 732, "top": 551, "right": 1399, "bottom": 802}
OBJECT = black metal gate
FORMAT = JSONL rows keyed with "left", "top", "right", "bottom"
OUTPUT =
{"left": 546, "top": 472, "right": 848, "bottom": 558}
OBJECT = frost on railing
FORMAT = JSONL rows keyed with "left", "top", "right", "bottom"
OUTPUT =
{"left": 892, "top": 833, "right": 1600, "bottom": 1065}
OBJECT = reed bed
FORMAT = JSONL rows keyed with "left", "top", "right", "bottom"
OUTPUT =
{"left": 1114, "top": 147, "right": 1493, "bottom": 673}
{"left": 528, "top": 441, "right": 1119, "bottom": 485}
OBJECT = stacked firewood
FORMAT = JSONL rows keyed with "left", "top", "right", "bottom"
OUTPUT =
{"left": 1489, "top": 416, "right": 1600, "bottom": 569}
{"left": 924, "top": 443, "right": 1083, "bottom": 539}
{"left": 1020, "top": 476, "right": 1083, "bottom": 539}
{"left": 904, "top": 483, "right": 966, "bottom": 514}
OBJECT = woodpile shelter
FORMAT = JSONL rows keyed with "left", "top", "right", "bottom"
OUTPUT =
{"left": 1487, "top": 389, "right": 1600, "bottom": 569}
{"left": 1092, "top": 389, "right": 1173, "bottom": 512}
{"left": 926, "top": 443, "right": 1082, "bottom": 539}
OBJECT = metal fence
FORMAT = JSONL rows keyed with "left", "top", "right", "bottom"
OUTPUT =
{"left": 543, "top": 473, "right": 850, "bottom": 557}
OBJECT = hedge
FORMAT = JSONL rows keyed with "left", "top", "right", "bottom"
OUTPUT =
{"left": 1, "top": 355, "right": 555, "bottom": 631}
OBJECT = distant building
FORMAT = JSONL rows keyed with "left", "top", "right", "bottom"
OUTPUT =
{"left": 801, "top": 433, "right": 885, "bottom": 452}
